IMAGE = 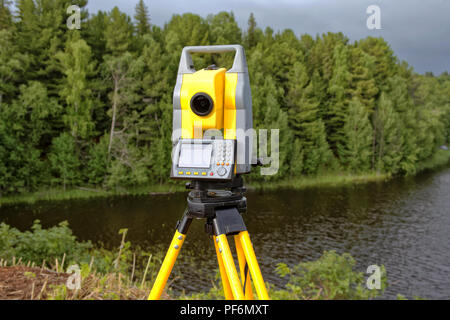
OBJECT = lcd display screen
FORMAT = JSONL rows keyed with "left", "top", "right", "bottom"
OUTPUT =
{"left": 178, "top": 143, "right": 212, "bottom": 168}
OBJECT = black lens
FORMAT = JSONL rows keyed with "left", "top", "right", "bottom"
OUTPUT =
{"left": 190, "top": 93, "right": 213, "bottom": 116}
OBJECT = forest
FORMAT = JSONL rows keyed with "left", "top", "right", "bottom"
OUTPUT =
{"left": 0, "top": 0, "right": 449, "bottom": 196}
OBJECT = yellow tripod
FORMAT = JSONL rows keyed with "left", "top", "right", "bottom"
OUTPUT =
{"left": 148, "top": 178, "right": 269, "bottom": 300}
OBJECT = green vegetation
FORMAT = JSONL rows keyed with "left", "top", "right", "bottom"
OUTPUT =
{"left": 248, "top": 172, "right": 390, "bottom": 191}
{"left": 0, "top": 1, "right": 449, "bottom": 199}
{"left": 0, "top": 184, "right": 185, "bottom": 206}
{"left": 182, "top": 251, "right": 387, "bottom": 300}
{"left": 0, "top": 221, "right": 387, "bottom": 300}
{"left": 0, "top": 220, "right": 164, "bottom": 299}
{"left": 272, "top": 251, "right": 386, "bottom": 300}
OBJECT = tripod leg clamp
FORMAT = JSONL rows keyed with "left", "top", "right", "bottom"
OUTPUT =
{"left": 213, "top": 207, "right": 247, "bottom": 236}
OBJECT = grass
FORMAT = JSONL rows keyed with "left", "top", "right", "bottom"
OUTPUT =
{"left": 248, "top": 172, "right": 390, "bottom": 191}
{"left": 0, "top": 222, "right": 163, "bottom": 300}
{"left": 0, "top": 183, "right": 185, "bottom": 207}
{"left": 0, "top": 239, "right": 154, "bottom": 300}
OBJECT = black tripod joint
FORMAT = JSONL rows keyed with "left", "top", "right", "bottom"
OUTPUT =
{"left": 210, "top": 207, "right": 247, "bottom": 236}
{"left": 178, "top": 176, "right": 249, "bottom": 237}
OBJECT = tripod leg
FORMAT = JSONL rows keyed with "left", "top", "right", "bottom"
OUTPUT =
{"left": 236, "top": 231, "right": 270, "bottom": 300}
{"left": 213, "top": 236, "right": 234, "bottom": 300}
{"left": 148, "top": 215, "right": 192, "bottom": 300}
{"left": 234, "top": 235, "right": 254, "bottom": 300}
{"left": 215, "top": 234, "right": 245, "bottom": 300}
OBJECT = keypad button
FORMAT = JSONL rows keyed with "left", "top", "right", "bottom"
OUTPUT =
{"left": 217, "top": 167, "right": 226, "bottom": 176}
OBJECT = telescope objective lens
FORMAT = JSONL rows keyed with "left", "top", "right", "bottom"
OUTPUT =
{"left": 190, "top": 93, "right": 214, "bottom": 116}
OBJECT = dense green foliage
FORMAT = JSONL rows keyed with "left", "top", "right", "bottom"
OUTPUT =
{"left": 0, "top": 220, "right": 92, "bottom": 265}
{"left": 0, "top": 1, "right": 449, "bottom": 195}
{"left": 0, "top": 220, "right": 160, "bottom": 277}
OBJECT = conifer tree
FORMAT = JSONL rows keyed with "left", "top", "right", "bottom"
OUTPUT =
{"left": 325, "top": 44, "right": 351, "bottom": 153}
{"left": 245, "top": 13, "right": 258, "bottom": 49}
{"left": 373, "top": 93, "right": 403, "bottom": 173}
{"left": 337, "top": 98, "right": 373, "bottom": 172}
{"left": 104, "top": 7, "right": 134, "bottom": 56}
{"left": 287, "top": 64, "right": 333, "bottom": 174}
{"left": 0, "top": 0, "right": 12, "bottom": 30}
{"left": 134, "top": 0, "right": 151, "bottom": 37}
{"left": 0, "top": 29, "right": 29, "bottom": 104}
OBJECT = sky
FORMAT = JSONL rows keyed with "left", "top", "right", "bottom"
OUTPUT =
{"left": 87, "top": 0, "right": 450, "bottom": 75}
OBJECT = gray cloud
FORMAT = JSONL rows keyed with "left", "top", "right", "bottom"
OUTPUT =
{"left": 88, "top": 0, "right": 450, "bottom": 74}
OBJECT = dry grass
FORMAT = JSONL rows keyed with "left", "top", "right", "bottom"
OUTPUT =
{"left": 0, "top": 232, "right": 166, "bottom": 300}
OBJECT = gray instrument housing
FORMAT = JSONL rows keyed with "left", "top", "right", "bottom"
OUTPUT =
{"left": 171, "top": 138, "right": 236, "bottom": 181}
{"left": 171, "top": 45, "right": 254, "bottom": 175}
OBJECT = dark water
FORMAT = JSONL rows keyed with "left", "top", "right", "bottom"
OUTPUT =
{"left": 1, "top": 167, "right": 450, "bottom": 299}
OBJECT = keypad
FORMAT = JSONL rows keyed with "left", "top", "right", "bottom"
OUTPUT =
{"left": 174, "top": 139, "right": 235, "bottom": 180}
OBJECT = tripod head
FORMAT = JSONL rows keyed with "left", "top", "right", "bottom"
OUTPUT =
{"left": 185, "top": 175, "right": 247, "bottom": 219}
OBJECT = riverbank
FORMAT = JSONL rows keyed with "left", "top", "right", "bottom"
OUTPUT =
{"left": 1, "top": 149, "right": 449, "bottom": 207}
{"left": 0, "top": 184, "right": 186, "bottom": 207}
{"left": 0, "top": 221, "right": 387, "bottom": 300}
{"left": 0, "top": 173, "right": 389, "bottom": 207}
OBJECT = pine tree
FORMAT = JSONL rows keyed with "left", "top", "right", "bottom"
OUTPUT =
{"left": 357, "top": 37, "right": 398, "bottom": 91}
{"left": 104, "top": 7, "right": 134, "bottom": 56}
{"left": 337, "top": 98, "right": 373, "bottom": 172}
{"left": 348, "top": 46, "right": 378, "bottom": 113}
{"left": 247, "top": 47, "right": 294, "bottom": 179}
{"left": 325, "top": 44, "right": 351, "bottom": 153}
{"left": 83, "top": 11, "right": 108, "bottom": 62}
{"left": 134, "top": 0, "right": 151, "bottom": 36}
{"left": 373, "top": 93, "right": 403, "bottom": 173}
{"left": 386, "top": 75, "right": 419, "bottom": 174}
{"left": 287, "top": 64, "right": 333, "bottom": 174}
{"left": 0, "top": 29, "right": 30, "bottom": 104}
{"left": 246, "top": 13, "right": 258, "bottom": 49}
{"left": 0, "top": 0, "right": 12, "bottom": 30}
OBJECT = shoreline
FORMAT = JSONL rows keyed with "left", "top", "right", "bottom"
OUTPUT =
{"left": 1, "top": 150, "right": 449, "bottom": 207}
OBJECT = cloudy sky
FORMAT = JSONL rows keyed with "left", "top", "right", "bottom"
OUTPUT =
{"left": 87, "top": 0, "right": 450, "bottom": 75}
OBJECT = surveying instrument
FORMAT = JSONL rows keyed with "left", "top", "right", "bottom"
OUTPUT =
{"left": 148, "top": 45, "right": 269, "bottom": 300}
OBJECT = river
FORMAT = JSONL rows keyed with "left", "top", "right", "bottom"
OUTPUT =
{"left": 1, "top": 167, "right": 450, "bottom": 299}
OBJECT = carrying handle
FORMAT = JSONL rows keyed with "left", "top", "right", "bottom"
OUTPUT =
{"left": 178, "top": 44, "right": 248, "bottom": 74}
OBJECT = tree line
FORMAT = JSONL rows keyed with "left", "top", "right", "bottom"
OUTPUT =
{"left": 0, "top": 0, "right": 449, "bottom": 195}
